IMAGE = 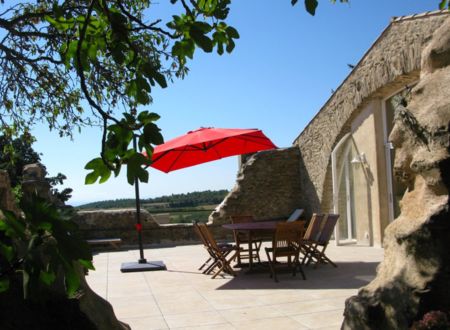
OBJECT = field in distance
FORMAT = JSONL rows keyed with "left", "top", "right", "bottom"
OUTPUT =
{"left": 77, "top": 190, "right": 228, "bottom": 224}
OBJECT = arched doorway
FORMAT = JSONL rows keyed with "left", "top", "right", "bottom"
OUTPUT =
{"left": 332, "top": 133, "right": 372, "bottom": 245}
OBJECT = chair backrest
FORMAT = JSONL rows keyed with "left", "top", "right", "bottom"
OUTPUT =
{"left": 286, "top": 209, "right": 304, "bottom": 222}
{"left": 198, "top": 223, "right": 220, "bottom": 252}
{"left": 193, "top": 222, "right": 208, "bottom": 247}
{"left": 303, "top": 213, "right": 325, "bottom": 241}
{"left": 273, "top": 221, "right": 306, "bottom": 252}
{"left": 317, "top": 214, "right": 340, "bottom": 245}
{"left": 230, "top": 215, "right": 254, "bottom": 224}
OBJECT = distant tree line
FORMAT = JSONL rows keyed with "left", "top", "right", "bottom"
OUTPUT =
{"left": 77, "top": 190, "right": 229, "bottom": 209}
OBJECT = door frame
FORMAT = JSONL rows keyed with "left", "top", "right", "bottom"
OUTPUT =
{"left": 331, "top": 133, "right": 357, "bottom": 245}
{"left": 381, "top": 84, "right": 417, "bottom": 223}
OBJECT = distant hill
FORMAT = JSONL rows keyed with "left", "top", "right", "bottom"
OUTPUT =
{"left": 76, "top": 189, "right": 229, "bottom": 210}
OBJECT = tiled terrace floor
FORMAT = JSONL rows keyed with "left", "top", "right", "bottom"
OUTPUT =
{"left": 86, "top": 242, "right": 383, "bottom": 330}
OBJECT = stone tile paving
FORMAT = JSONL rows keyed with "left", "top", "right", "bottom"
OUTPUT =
{"left": 86, "top": 242, "right": 383, "bottom": 330}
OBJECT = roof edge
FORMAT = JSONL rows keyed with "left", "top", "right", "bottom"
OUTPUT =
{"left": 292, "top": 9, "right": 450, "bottom": 145}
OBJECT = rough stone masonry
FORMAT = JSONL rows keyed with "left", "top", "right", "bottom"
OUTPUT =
{"left": 342, "top": 17, "right": 450, "bottom": 329}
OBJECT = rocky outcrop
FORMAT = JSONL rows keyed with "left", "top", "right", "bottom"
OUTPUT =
{"left": 342, "top": 17, "right": 450, "bottom": 329}
{"left": 209, "top": 147, "right": 313, "bottom": 223}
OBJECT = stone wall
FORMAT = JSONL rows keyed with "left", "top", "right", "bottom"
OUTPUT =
{"left": 74, "top": 209, "right": 233, "bottom": 246}
{"left": 209, "top": 147, "right": 314, "bottom": 223}
{"left": 293, "top": 12, "right": 450, "bottom": 211}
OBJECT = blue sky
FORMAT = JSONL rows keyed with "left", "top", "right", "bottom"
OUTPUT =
{"left": 32, "top": 1, "right": 438, "bottom": 206}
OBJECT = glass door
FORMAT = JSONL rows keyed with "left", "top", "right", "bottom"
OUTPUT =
{"left": 332, "top": 134, "right": 371, "bottom": 245}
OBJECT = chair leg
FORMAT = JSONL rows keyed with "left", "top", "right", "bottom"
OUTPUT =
{"left": 253, "top": 241, "right": 262, "bottom": 263}
{"left": 211, "top": 251, "right": 238, "bottom": 279}
{"left": 305, "top": 243, "right": 319, "bottom": 266}
{"left": 314, "top": 245, "right": 337, "bottom": 268}
{"left": 236, "top": 242, "right": 242, "bottom": 265}
{"left": 294, "top": 256, "right": 306, "bottom": 280}
{"left": 301, "top": 244, "right": 313, "bottom": 265}
{"left": 199, "top": 257, "right": 212, "bottom": 270}
{"left": 265, "top": 249, "right": 277, "bottom": 282}
{"left": 204, "top": 259, "right": 218, "bottom": 274}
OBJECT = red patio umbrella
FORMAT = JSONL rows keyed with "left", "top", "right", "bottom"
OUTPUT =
{"left": 150, "top": 127, "right": 277, "bottom": 173}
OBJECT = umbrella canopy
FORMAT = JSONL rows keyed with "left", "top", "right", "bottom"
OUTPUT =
{"left": 150, "top": 127, "right": 277, "bottom": 173}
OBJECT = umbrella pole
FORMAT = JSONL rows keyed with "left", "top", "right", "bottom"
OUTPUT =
{"left": 134, "top": 153, "right": 146, "bottom": 263}
{"left": 120, "top": 136, "right": 166, "bottom": 272}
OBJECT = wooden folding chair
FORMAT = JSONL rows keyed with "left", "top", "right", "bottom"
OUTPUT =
{"left": 300, "top": 213, "right": 326, "bottom": 264}
{"left": 193, "top": 222, "right": 226, "bottom": 274}
{"left": 304, "top": 214, "right": 340, "bottom": 268}
{"left": 230, "top": 215, "right": 262, "bottom": 266}
{"left": 198, "top": 223, "right": 240, "bottom": 278}
{"left": 264, "top": 221, "right": 306, "bottom": 282}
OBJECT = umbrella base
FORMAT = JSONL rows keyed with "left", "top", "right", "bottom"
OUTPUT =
{"left": 120, "top": 260, "right": 166, "bottom": 273}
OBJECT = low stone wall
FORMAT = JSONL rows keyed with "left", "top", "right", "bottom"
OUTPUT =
{"left": 73, "top": 209, "right": 233, "bottom": 248}
{"left": 209, "top": 147, "right": 315, "bottom": 223}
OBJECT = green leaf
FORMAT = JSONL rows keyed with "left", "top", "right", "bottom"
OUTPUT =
{"left": 111, "top": 44, "right": 126, "bottom": 65}
{"left": 172, "top": 39, "right": 195, "bottom": 60}
{"left": 305, "top": 0, "right": 318, "bottom": 15}
{"left": 439, "top": 0, "right": 449, "bottom": 9}
{"left": 143, "top": 123, "right": 164, "bottom": 145}
{"left": 0, "top": 278, "right": 10, "bottom": 293}
{"left": 136, "top": 89, "right": 150, "bottom": 105}
{"left": 0, "top": 242, "right": 13, "bottom": 262}
{"left": 193, "top": 21, "right": 213, "bottom": 33}
{"left": 138, "top": 111, "right": 160, "bottom": 124}
{"left": 198, "top": 0, "right": 218, "bottom": 14}
{"left": 78, "top": 259, "right": 95, "bottom": 271}
{"left": 225, "top": 39, "right": 235, "bottom": 53}
{"left": 85, "top": 172, "right": 98, "bottom": 185}
{"left": 225, "top": 26, "right": 239, "bottom": 39}
{"left": 64, "top": 267, "right": 80, "bottom": 298}
{"left": 84, "top": 158, "right": 112, "bottom": 184}
{"left": 126, "top": 152, "right": 149, "bottom": 185}
{"left": 0, "top": 211, "right": 26, "bottom": 240}
{"left": 39, "top": 271, "right": 56, "bottom": 286}
{"left": 141, "top": 63, "right": 167, "bottom": 89}
{"left": 190, "top": 27, "right": 213, "bottom": 53}
{"left": 87, "top": 43, "right": 98, "bottom": 62}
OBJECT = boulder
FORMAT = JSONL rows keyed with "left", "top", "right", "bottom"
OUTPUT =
{"left": 342, "top": 17, "right": 450, "bottom": 329}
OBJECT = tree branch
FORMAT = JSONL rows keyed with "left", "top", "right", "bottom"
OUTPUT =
{"left": 116, "top": 0, "right": 177, "bottom": 38}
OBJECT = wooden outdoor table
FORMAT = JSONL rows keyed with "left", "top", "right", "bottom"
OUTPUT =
{"left": 222, "top": 220, "right": 283, "bottom": 271}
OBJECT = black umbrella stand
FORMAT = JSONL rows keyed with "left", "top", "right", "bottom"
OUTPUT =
{"left": 120, "top": 137, "right": 166, "bottom": 272}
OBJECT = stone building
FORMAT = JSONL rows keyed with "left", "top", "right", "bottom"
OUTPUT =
{"left": 210, "top": 10, "right": 450, "bottom": 248}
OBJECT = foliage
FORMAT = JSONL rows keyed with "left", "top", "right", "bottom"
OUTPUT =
{"left": 0, "top": 0, "right": 240, "bottom": 187}
{"left": 168, "top": 209, "right": 211, "bottom": 224}
{"left": 0, "top": 1, "right": 447, "bottom": 187}
{"left": 0, "top": 135, "right": 73, "bottom": 204}
{"left": 0, "top": 135, "right": 41, "bottom": 187}
{"left": 77, "top": 189, "right": 228, "bottom": 209}
{"left": 46, "top": 173, "right": 73, "bottom": 203}
{"left": 0, "top": 197, "right": 94, "bottom": 300}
